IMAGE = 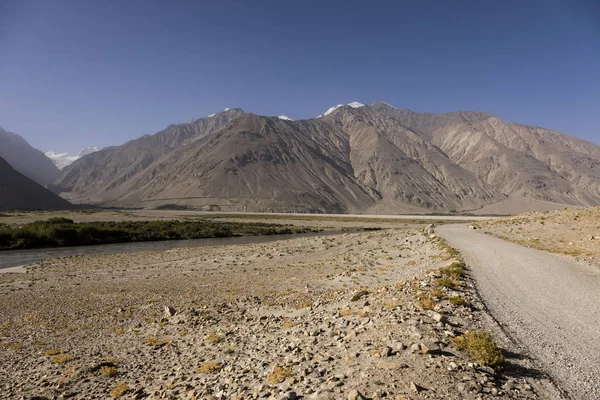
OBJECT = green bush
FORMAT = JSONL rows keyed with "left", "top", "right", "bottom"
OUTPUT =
{"left": 440, "top": 261, "right": 466, "bottom": 279}
{"left": 0, "top": 219, "right": 316, "bottom": 250}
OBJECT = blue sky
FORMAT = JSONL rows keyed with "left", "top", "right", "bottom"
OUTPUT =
{"left": 0, "top": 0, "right": 599, "bottom": 153}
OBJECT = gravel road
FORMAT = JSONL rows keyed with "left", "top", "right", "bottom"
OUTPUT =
{"left": 437, "top": 224, "right": 600, "bottom": 400}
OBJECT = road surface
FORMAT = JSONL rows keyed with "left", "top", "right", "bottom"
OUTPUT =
{"left": 437, "top": 224, "right": 600, "bottom": 400}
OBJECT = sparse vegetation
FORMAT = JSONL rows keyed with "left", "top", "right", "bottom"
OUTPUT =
{"left": 267, "top": 366, "right": 292, "bottom": 384}
{"left": 206, "top": 333, "right": 223, "bottom": 344}
{"left": 110, "top": 382, "right": 129, "bottom": 397}
{"left": 436, "top": 277, "right": 458, "bottom": 289}
{"left": 416, "top": 293, "right": 436, "bottom": 310}
{"left": 449, "top": 296, "right": 471, "bottom": 307}
{"left": 197, "top": 361, "right": 222, "bottom": 373}
{"left": 440, "top": 261, "right": 466, "bottom": 279}
{"left": 451, "top": 330, "right": 504, "bottom": 371}
{"left": 146, "top": 337, "right": 171, "bottom": 348}
{"left": 50, "top": 353, "right": 74, "bottom": 363}
{"left": 0, "top": 218, "right": 318, "bottom": 250}
{"left": 101, "top": 365, "right": 118, "bottom": 377}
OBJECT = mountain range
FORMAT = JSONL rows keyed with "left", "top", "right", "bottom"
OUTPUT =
{"left": 46, "top": 146, "right": 101, "bottom": 170}
{"left": 48, "top": 101, "right": 600, "bottom": 214}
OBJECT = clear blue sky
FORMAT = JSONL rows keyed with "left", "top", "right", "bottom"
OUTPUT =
{"left": 1, "top": 0, "right": 599, "bottom": 153}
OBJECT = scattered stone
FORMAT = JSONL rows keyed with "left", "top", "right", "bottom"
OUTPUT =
{"left": 420, "top": 343, "right": 441, "bottom": 355}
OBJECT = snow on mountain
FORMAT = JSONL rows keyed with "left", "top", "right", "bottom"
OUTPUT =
{"left": 77, "top": 146, "right": 100, "bottom": 157}
{"left": 277, "top": 115, "right": 294, "bottom": 121}
{"left": 316, "top": 104, "right": 343, "bottom": 118}
{"left": 316, "top": 102, "right": 365, "bottom": 118}
{"left": 347, "top": 101, "right": 364, "bottom": 108}
{"left": 46, "top": 146, "right": 100, "bottom": 169}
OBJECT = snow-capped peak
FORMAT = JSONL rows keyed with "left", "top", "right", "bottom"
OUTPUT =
{"left": 224, "top": 108, "right": 230, "bottom": 111}
{"left": 316, "top": 104, "right": 344, "bottom": 118}
{"left": 316, "top": 102, "right": 365, "bottom": 118}
{"left": 277, "top": 115, "right": 294, "bottom": 121}
{"left": 207, "top": 113, "right": 216, "bottom": 118}
{"left": 77, "top": 146, "right": 100, "bottom": 157}
{"left": 46, "top": 146, "right": 101, "bottom": 170}
{"left": 347, "top": 101, "right": 364, "bottom": 108}
{"left": 45, "top": 150, "right": 68, "bottom": 158}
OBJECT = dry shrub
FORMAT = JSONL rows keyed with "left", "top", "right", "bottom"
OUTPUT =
{"left": 268, "top": 366, "right": 292, "bottom": 384}
{"left": 206, "top": 333, "right": 223, "bottom": 344}
{"left": 197, "top": 361, "right": 222, "bottom": 373}
{"left": 436, "top": 277, "right": 458, "bottom": 289}
{"left": 50, "top": 354, "right": 73, "bottom": 364}
{"left": 110, "top": 382, "right": 128, "bottom": 397}
{"left": 449, "top": 296, "right": 471, "bottom": 307}
{"left": 281, "top": 320, "right": 294, "bottom": 329}
{"left": 416, "top": 294, "right": 436, "bottom": 310}
{"left": 440, "top": 261, "right": 466, "bottom": 279}
{"left": 101, "top": 365, "right": 118, "bottom": 377}
{"left": 451, "top": 331, "right": 504, "bottom": 371}
{"left": 146, "top": 337, "right": 171, "bottom": 348}
{"left": 430, "top": 288, "right": 443, "bottom": 299}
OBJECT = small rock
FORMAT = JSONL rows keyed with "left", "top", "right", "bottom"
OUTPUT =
{"left": 378, "top": 346, "right": 392, "bottom": 357}
{"left": 164, "top": 306, "right": 177, "bottom": 317}
{"left": 377, "top": 361, "right": 406, "bottom": 370}
{"left": 420, "top": 343, "right": 441, "bottom": 355}
{"left": 351, "top": 290, "right": 369, "bottom": 302}
{"left": 410, "top": 381, "right": 424, "bottom": 393}
{"left": 284, "top": 391, "right": 298, "bottom": 400}
{"left": 430, "top": 311, "right": 446, "bottom": 324}
{"left": 347, "top": 389, "right": 365, "bottom": 400}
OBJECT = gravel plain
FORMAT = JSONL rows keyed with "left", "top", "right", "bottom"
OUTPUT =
{"left": 0, "top": 227, "right": 560, "bottom": 399}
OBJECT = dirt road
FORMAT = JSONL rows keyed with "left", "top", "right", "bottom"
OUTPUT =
{"left": 437, "top": 224, "right": 600, "bottom": 400}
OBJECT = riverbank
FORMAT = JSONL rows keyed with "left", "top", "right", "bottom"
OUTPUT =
{"left": 0, "top": 218, "right": 320, "bottom": 250}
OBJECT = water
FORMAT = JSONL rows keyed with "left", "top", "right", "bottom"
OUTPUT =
{"left": 0, "top": 230, "right": 346, "bottom": 270}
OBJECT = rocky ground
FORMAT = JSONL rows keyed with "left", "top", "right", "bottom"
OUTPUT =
{"left": 0, "top": 228, "right": 559, "bottom": 399}
{"left": 476, "top": 206, "right": 600, "bottom": 268}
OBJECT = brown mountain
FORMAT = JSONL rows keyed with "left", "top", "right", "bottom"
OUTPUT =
{"left": 51, "top": 103, "right": 600, "bottom": 214}
{"left": 0, "top": 156, "right": 73, "bottom": 211}
{"left": 0, "top": 127, "right": 60, "bottom": 186}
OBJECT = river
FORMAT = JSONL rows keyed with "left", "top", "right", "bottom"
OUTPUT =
{"left": 0, "top": 230, "right": 347, "bottom": 270}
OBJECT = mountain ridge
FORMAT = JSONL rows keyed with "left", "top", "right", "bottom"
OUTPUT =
{"left": 51, "top": 102, "right": 600, "bottom": 214}
{"left": 0, "top": 127, "right": 60, "bottom": 187}
{"left": 0, "top": 156, "right": 73, "bottom": 211}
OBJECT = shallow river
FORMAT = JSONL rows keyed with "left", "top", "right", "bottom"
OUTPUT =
{"left": 0, "top": 230, "right": 345, "bottom": 270}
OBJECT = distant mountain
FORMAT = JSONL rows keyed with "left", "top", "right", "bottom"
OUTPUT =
{"left": 46, "top": 146, "right": 101, "bottom": 169}
{"left": 0, "top": 156, "right": 73, "bottom": 211}
{"left": 51, "top": 103, "right": 600, "bottom": 214}
{"left": 0, "top": 127, "right": 60, "bottom": 186}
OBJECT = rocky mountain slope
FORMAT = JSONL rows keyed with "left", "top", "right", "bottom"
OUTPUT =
{"left": 0, "top": 127, "right": 60, "bottom": 186}
{"left": 52, "top": 103, "right": 600, "bottom": 214}
{"left": 0, "top": 156, "right": 73, "bottom": 211}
